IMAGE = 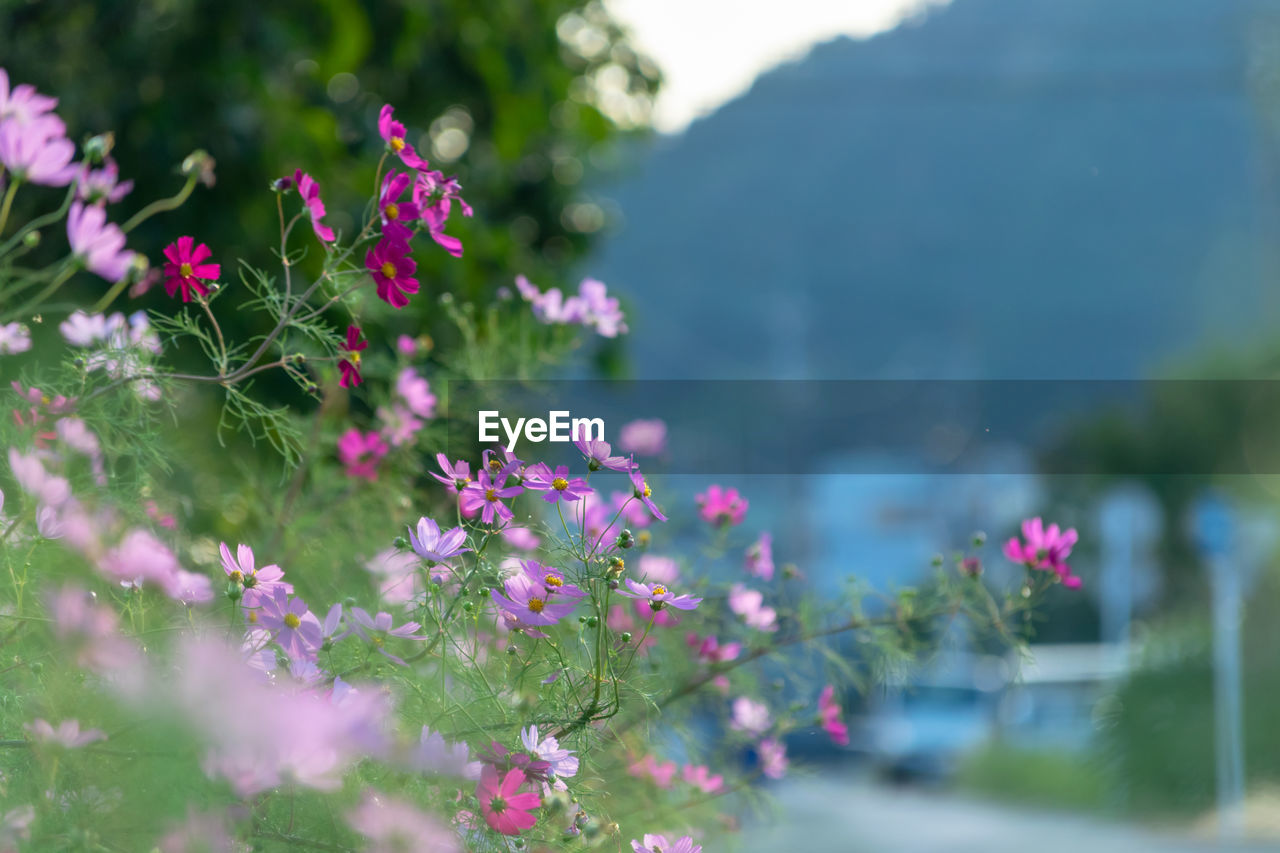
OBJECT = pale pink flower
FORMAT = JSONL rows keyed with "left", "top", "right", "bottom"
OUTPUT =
{"left": 682, "top": 764, "right": 724, "bottom": 794}
{"left": 628, "top": 754, "right": 677, "bottom": 788}
{"left": 728, "top": 584, "right": 778, "bottom": 632}
{"left": 730, "top": 697, "right": 771, "bottom": 736}
{"left": 67, "top": 201, "right": 133, "bottom": 282}
{"left": 618, "top": 418, "right": 667, "bottom": 457}
{"left": 758, "top": 737, "right": 788, "bottom": 779}
{"left": 25, "top": 718, "right": 106, "bottom": 748}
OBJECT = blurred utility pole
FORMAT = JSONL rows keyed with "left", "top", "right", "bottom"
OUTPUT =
{"left": 1191, "top": 492, "right": 1245, "bottom": 840}
{"left": 1098, "top": 485, "right": 1162, "bottom": 655}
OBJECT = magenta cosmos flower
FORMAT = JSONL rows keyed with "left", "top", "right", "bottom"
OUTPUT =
{"left": 0, "top": 68, "right": 58, "bottom": 124}
{"left": 255, "top": 587, "right": 322, "bottom": 661}
{"left": 395, "top": 367, "right": 435, "bottom": 418}
{"left": 574, "top": 437, "right": 633, "bottom": 473}
{"left": 460, "top": 463, "right": 523, "bottom": 525}
{"left": 818, "top": 684, "right": 850, "bottom": 746}
{"left": 220, "top": 542, "right": 292, "bottom": 607}
{"left": 430, "top": 453, "right": 471, "bottom": 493}
{"left": 67, "top": 202, "right": 133, "bottom": 282}
{"left": 161, "top": 236, "right": 219, "bottom": 302}
{"left": 696, "top": 484, "right": 748, "bottom": 526}
{"left": 366, "top": 238, "right": 419, "bottom": 309}
{"left": 25, "top": 718, "right": 106, "bottom": 749}
{"left": 491, "top": 572, "right": 579, "bottom": 627}
{"left": 377, "top": 170, "right": 422, "bottom": 241}
{"left": 628, "top": 467, "right": 668, "bottom": 522}
{"left": 523, "top": 463, "right": 592, "bottom": 504}
{"left": 408, "top": 516, "right": 470, "bottom": 563}
{"left": 632, "top": 835, "right": 702, "bottom": 853}
{"left": 618, "top": 579, "right": 701, "bottom": 613}
{"left": 339, "top": 325, "right": 367, "bottom": 388}
{"left": 291, "top": 169, "right": 335, "bottom": 242}
{"left": 347, "top": 792, "right": 460, "bottom": 853}
{"left": 0, "top": 115, "right": 76, "bottom": 186}
{"left": 347, "top": 607, "right": 423, "bottom": 665}
{"left": 1003, "top": 517, "right": 1082, "bottom": 588}
{"left": 476, "top": 767, "right": 541, "bottom": 836}
{"left": 744, "top": 531, "right": 774, "bottom": 580}
{"left": 338, "top": 428, "right": 389, "bottom": 480}
{"left": 377, "top": 104, "right": 428, "bottom": 169}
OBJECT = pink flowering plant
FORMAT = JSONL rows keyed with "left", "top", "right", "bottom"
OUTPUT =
{"left": 0, "top": 70, "right": 1081, "bottom": 851}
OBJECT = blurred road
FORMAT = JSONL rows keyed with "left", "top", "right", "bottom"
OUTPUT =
{"left": 738, "top": 772, "right": 1275, "bottom": 852}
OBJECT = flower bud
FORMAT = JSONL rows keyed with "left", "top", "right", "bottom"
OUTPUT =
{"left": 585, "top": 615, "right": 599, "bottom": 628}
{"left": 506, "top": 645, "right": 518, "bottom": 656}
{"left": 972, "top": 530, "right": 987, "bottom": 547}
{"left": 606, "top": 556, "right": 625, "bottom": 578}
{"left": 930, "top": 553, "right": 944, "bottom": 567}
{"left": 620, "top": 632, "right": 632, "bottom": 643}
{"left": 462, "top": 601, "right": 474, "bottom": 612}
{"left": 181, "top": 149, "right": 217, "bottom": 188}
{"left": 617, "top": 529, "right": 634, "bottom": 549}
{"left": 272, "top": 176, "right": 294, "bottom": 193}
{"left": 225, "top": 581, "right": 243, "bottom": 602}
{"left": 82, "top": 132, "right": 115, "bottom": 164}
{"left": 21, "top": 229, "right": 40, "bottom": 248}
{"left": 607, "top": 579, "right": 619, "bottom": 590}
{"left": 392, "top": 536, "right": 408, "bottom": 550}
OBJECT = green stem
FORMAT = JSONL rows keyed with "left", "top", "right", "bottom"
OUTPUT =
{"left": 0, "top": 179, "right": 21, "bottom": 237}
{"left": 122, "top": 174, "right": 197, "bottom": 233}
{"left": 5, "top": 264, "right": 74, "bottom": 321}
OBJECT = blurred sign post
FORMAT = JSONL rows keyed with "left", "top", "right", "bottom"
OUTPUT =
{"left": 1190, "top": 492, "right": 1245, "bottom": 839}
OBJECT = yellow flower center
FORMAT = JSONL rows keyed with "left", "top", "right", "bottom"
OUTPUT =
{"left": 179, "top": 262, "right": 193, "bottom": 277}
{"left": 528, "top": 597, "right": 545, "bottom": 613}
{"left": 228, "top": 570, "right": 243, "bottom": 583}
{"left": 552, "top": 477, "right": 569, "bottom": 491}
{"left": 351, "top": 351, "right": 361, "bottom": 366}
{"left": 380, "top": 261, "right": 397, "bottom": 279}
{"left": 644, "top": 482, "right": 652, "bottom": 498}
{"left": 652, "top": 585, "right": 668, "bottom": 597}
{"left": 545, "top": 575, "right": 564, "bottom": 587}
{"left": 385, "top": 203, "right": 399, "bottom": 220}
{"left": 283, "top": 613, "right": 301, "bottom": 629}
{"left": 485, "top": 488, "right": 498, "bottom": 502}
{"left": 390, "top": 136, "right": 406, "bottom": 152}
{"left": 489, "top": 458, "right": 502, "bottom": 471}
{"left": 247, "top": 610, "right": 258, "bottom": 624}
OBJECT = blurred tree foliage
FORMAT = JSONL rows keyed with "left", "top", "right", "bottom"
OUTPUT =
{"left": 0, "top": 0, "right": 658, "bottom": 363}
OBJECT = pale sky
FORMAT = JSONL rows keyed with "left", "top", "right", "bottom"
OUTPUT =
{"left": 605, "top": 0, "right": 951, "bottom": 133}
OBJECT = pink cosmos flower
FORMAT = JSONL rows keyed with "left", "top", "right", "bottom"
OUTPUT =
{"left": 220, "top": 542, "right": 291, "bottom": 607}
{"left": 8, "top": 448, "right": 71, "bottom": 507}
{"left": 730, "top": 697, "right": 771, "bottom": 736}
{"left": 378, "top": 403, "right": 424, "bottom": 447}
{"left": 476, "top": 767, "right": 541, "bottom": 835}
{"left": 574, "top": 437, "right": 633, "bottom": 473}
{"left": 502, "top": 525, "right": 541, "bottom": 550}
{"left": 48, "top": 585, "right": 141, "bottom": 676}
{"left": 628, "top": 755, "right": 678, "bottom": 789}
{"left": 67, "top": 201, "right": 133, "bottom": 282}
{"left": 365, "top": 547, "right": 426, "bottom": 604}
{"left": 395, "top": 367, "right": 435, "bottom": 418}
{"left": 629, "top": 467, "right": 668, "bottom": 522}
{"left": 255, "top": 587, "right": 323, "bottom": 662}
{"left": 520, "top": 725, "right": 579, "bottom": 781}
{"left": 0, "top": 69, "right": 58, "bottom": 124}
{"left": 460, "top": 463, "right": 523, "bottom": 525}
{"left": 396, "top": 334, "right": 418, "bottom": 355}
{"left": 25, "top": 718, "right": 106, "bottom": 748}
{"left": 338, "top": 428, "right": 389, "bottom": 480}
{"left": 0, "top": 322, "right": 31, "bottom": 355}
{"left": 745, "top": 532, "right": 774, "bottom": 580}
{"left": 519, "top": 561, "right": 587, "bottom": 600}
{"left": 338, "top": 325, "right": 367, "bottom": 388}
{"left": 682, "top": 765, "right": 724, "bottom": 794}
{"left": 728, "top": 584, "right": 778, "bottom": 632}
{"left": 696, "top": 484, "right": 748, "bottom": 526}
{"left": 377, "top": 104, "right": 429, "bottom": 169}
{"left": 161, "top": 236, "right": 219, "bottom": 302}
{"left": 411, "top": 728, "right": 482, "bottom": 779}
{"left": 75, "top": 157, "right": 132, "bottom": 204}
{"left": 632, "top": 835, "right": 701, "bottom": 853}
{"left": 377, "top": 170, "right": 422, "bottom": 241}
{"left": 1004, "top": 517, "right": 1082, "bottom": 588}
{"left": 413, "top": 169, "right": 469, "bottom": 257}
{"left": 619, "top": 578, "right": 701, "bottom": 613}
{"left": 366, "top": 238, "right": 419, "bottom": 308}
{"left": 0, "top": 114, "right": 75, "bottom": 186}
{"left": 818, "top": 684, "right": 850, "bottom": 746}
{"left": 757, "top": 737, "right": 788, "bottom": 779}
{"left": 637, "top": 554, "right": 680, "bottom": 585}
{"left": 686, "top": 633, "right": 741, "bottom": 665}
{"left": 409, "top": 516, "right": 470, "bottom": 563}
{"left": 102, "top": 528, "right": 213, "bottom": 604}
{"left": 347, "top": 608, "right": 423, "bottom": 665}
{"left": 348, "top": 792, "right": 460, "bottom": 853}
{"left": 293, "top": 169, "right": 335, "bottom": 242}
{"left": 523, "top": 462, "right": 592, "bottom": 504}
{"left": 156, "top": 808, "right": 235, "bottom": 853}
{"left": 577, "top": 277, "right": 627, "bottom": 337}
{"left": 430, "top": 453, "right": 472, "bottom": 493}
{"left": 491, "top": 572, "right": 579, "bottom": 627}
{"left": 618, "top": 418, "right": 667, "bottom": 457}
